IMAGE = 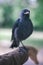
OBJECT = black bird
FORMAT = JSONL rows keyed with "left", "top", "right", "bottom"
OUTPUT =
{"left": 10, "top": 9, "right": 33, "bottom": 48}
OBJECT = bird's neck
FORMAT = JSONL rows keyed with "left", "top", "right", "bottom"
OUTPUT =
{"left": 21, "top": 17, "right": 29, "bottom": 21}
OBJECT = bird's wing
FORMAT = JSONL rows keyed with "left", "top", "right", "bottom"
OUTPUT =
{"left": 11, "top": 18, "right": 20, "bottom": 41}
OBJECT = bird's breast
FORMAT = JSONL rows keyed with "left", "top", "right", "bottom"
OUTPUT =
{"left": 17, "top": 20, "right": 33, "bottom": 40}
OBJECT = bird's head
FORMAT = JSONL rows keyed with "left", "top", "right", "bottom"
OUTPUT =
{"left": 21, "top": 9, "right": 30, "bottom": 19}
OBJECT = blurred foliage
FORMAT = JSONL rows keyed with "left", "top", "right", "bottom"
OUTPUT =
{"left": 2, "top": 5, "right": 13, "bottom": 28}
{"left": 34, "top": 0, "right": 43, "bottom": 30}
{"left": 0, "top": 0, "right": 43, "bottom": 30}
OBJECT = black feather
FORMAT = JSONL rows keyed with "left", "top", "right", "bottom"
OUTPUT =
{"left": 10, "top": 9, "right": 33, "bottom": 48}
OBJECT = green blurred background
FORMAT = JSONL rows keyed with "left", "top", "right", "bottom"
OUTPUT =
{"left": 0, "top": 0, "right": 43, "bottom": 49}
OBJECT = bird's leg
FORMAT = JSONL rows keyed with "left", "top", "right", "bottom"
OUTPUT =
{"left": 20, "top": 41, "right": 25, "bottom": 47}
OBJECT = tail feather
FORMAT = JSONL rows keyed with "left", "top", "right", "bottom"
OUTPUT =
{"left": 10, "top": 40, "right": 19, "bottom": 48}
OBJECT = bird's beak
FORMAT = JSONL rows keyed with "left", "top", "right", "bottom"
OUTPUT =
{"left": 24, "top": 12, "right": 29, "bottom": 14}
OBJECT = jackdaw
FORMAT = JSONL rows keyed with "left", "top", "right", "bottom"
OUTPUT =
{"left": 10, "top": 9, "right": 33, "bottom": 48}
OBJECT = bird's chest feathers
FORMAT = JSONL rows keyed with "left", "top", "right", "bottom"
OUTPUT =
{"left": 19, "top": 20, "right": 29, "bottom": 31}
